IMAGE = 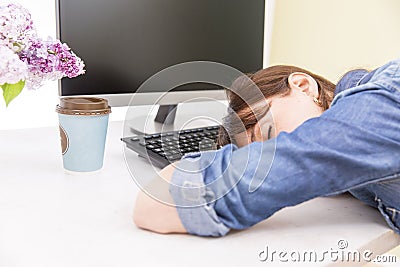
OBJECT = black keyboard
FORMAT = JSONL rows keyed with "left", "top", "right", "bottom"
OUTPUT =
{"left": 121, "top": 125, "right": 220, "bottom": 168}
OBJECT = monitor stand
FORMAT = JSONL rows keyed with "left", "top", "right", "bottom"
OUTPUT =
{"left": 129, "top": 104, "right": 177, "bottom": 135}
{"left": 127, "top": 102, "right": 225, "bottom": 135}
{"left": 154, "top": 104, "right": 177, "bottom": 125}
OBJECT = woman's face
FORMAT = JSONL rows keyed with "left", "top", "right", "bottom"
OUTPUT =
{"left": 234, "top": 73, "right": 324, "bottom": 147}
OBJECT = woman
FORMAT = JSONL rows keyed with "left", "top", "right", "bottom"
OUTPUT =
{"left": 134, "top": 60, "right": 400, "bottom": 236}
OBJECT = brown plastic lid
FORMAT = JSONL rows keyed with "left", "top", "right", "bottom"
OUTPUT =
{"left": 56, "top": 97, "right": 111, "bottom": 116}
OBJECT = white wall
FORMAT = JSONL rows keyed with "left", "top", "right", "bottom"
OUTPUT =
{"left": 270, "top": 0, "right": 400, "bottom": 83}
{"left": 0, "top": 0, "right": 59, "bottom": 130}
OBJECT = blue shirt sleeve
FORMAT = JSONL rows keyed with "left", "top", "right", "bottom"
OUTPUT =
{"left": 170, "top": 61, "right": 400, "bottom": 236}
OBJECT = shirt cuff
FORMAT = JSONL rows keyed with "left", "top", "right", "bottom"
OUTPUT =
{"left": 169, "top": 152, "right": 230, "bottom": 237}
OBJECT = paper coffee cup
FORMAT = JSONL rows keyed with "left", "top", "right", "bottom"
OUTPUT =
{"left": 56, "top": 97, "right": 111, "bottom": 173}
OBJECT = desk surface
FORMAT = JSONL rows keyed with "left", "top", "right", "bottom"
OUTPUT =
{"left": 1, "top": 111, "right": 399, "bottom": 267}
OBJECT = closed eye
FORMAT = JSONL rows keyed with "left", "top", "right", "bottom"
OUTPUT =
{"left": 267, "top": 125, "right": 272, "bottom": 140}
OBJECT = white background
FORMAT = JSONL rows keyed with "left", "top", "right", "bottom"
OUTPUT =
{"left": 0, "top": 0, "right": 63, "bottom": 130}
{"left": 0, "top": 0, "right": 273, "bottom": 130}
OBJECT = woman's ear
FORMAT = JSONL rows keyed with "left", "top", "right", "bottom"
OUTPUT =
{"left": 288, "top": 72, "right": 319, "bottom": 98}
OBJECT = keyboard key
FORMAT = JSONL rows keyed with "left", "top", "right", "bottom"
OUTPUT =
{"left": 167, "top": 154, "right": 182, "bottom": 161}
{"left": 200, "top": 144, "right": 213, "bottom": 149}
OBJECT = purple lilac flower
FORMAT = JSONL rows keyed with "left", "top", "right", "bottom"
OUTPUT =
{"left": 0, "top": 2, "right": 85, "bottom": 93}
{"left": 18, "top": 38, "right": 85, "bottom": 90}
{"left": 48, "top": 40, "right": 85, "bottom": 78}
{"left": 0, "top": 3, "right": 36, "bottom": 52}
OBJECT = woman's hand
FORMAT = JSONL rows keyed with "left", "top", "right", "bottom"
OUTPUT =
{"left": 133, "top": 163, "right": 187, "bottom": 234}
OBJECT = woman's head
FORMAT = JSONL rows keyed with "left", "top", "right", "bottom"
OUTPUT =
{"left": 218, "top": 65, "right": 335, "bottom": 147}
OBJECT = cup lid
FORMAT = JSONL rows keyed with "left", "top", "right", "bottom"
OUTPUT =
{"left": 56, "top": 97, "right": 111, "bottom": 116}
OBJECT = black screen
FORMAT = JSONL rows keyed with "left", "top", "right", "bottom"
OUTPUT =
{"left": 58, "top": 0, "right": 265, "bottom": 95}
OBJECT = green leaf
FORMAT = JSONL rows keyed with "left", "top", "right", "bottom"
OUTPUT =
{"left": 1, "top": 80, "right": 25, "bottom": 107}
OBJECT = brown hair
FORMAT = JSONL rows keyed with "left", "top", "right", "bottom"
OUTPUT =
{"left": 217, "top": 65, "right": 336, "bottom": 146}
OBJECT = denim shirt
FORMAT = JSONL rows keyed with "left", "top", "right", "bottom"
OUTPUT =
{"left": 170, "top": 59, "right": 400, "bottom": 237}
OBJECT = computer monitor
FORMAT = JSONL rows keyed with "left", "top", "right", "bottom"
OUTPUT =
{"left": 56, "top": 0, "right": 265, "bottom": 128}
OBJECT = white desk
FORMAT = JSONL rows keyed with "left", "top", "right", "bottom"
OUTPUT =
{"left": 1, "top": 105, "right": 399, "bottom": 267}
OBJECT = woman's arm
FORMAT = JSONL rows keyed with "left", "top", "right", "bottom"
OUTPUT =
{"left": 133, "top": 164, "right": 187, "bottom": 234}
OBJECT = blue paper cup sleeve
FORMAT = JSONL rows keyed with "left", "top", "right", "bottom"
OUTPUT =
{"left": 58, "top": 114, "right": 109, "bottom": 172}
